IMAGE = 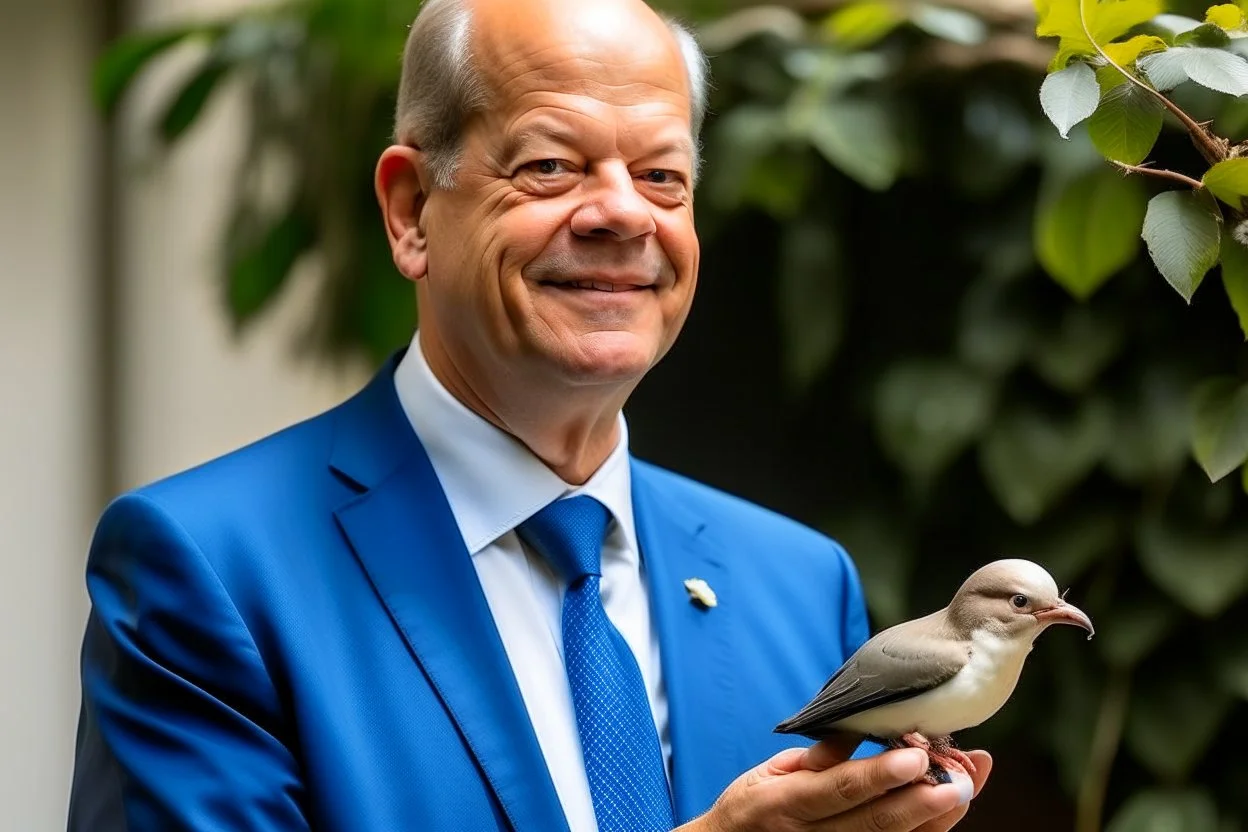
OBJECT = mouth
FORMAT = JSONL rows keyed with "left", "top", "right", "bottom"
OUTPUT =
{"left": 1033, "top": 600, "right": 1095, "bottom": 639}
{"left": 539, "top": 279, "right": 655, "bottom": 293}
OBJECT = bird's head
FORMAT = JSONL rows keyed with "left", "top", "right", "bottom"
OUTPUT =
{"left": 946, "top": 558, "right": 1094, "bottom": 643}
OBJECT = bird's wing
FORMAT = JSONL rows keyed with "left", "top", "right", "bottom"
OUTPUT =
{"left": 774, "top": 614, "right": 971, "bottom": 736}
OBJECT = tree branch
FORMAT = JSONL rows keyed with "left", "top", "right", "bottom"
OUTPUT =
{"left": 1111, "top": 160, "right": 1205, "bottom": 189}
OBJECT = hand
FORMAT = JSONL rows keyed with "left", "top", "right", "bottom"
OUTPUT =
{"left": 681, "top": 737, "right": 992, "bottom": 832}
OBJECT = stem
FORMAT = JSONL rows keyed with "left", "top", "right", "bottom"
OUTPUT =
{"left": 1111, "top": 160, "right": 1205, "bottom": 189}
{"left": 1077, "top": 0, "right": 1227, "bottom": 164}
{"left": 1075, "top": 669, "right": 1131, "bottom": 832}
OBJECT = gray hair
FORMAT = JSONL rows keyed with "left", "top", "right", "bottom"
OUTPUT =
{"left": 393, "top": 0, "right": 711, "bottom": 190}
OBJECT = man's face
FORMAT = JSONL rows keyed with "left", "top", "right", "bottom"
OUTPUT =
{"left": 416, "top": 0, "right": 699, "bottom": 389}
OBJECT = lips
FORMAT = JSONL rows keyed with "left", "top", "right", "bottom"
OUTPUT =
{"left": 539, "top": 277, "right": 655, "bottom": 292}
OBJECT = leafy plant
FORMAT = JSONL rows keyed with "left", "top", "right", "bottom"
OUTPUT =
{"left": 1033, "top": 0, "right": 1248, "bottom": 489}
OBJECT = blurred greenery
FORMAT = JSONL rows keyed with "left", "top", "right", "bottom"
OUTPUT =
{"left": 97, "top": 0, "right": 1248, "bottom": 828}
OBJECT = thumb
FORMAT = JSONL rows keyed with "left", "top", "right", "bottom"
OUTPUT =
{"left": 796, "top": 735, "right": 862, "bottom": 772}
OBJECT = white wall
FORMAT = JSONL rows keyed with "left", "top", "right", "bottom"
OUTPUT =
{"left": 0, "top": 1, "right": 99, "bottom": 827}
{"left": 0, "top": 0, "right": 374, "bottom": 827}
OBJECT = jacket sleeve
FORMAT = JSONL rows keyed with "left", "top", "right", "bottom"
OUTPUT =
{"left": 68, "top": 492, "right": 311, "bottom": 831}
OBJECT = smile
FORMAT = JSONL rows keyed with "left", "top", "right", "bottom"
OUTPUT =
{"left": 540, "top": 280, "right": 654, "bottom": 292}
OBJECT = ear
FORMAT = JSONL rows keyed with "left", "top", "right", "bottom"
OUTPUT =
{"left": 375, "top": 145, "right": 431, "bottom": 282}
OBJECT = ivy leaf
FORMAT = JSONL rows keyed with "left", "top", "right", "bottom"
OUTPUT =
{"left": 1136, "top": 514, "right": 1248, "bottom": 617}
{"left": 872, "top": 360, "right": 996, "bottom": 481}
{"left": 1106, "top": 788, "right": 1220, "bottom": 832}
{"left": 1203, "top": 157, "right": 1248, "bottom": 210}
{"left": 979, "top": 398, "right": 1111, "bottom": 524}
{"left": 1101, "top": 34, "right": 1169, "bottom": 65}
{"left": 1191, "top": 376, "right": 1248, "bottom": 481}
{"left": 1040, "top": 62, "right": 1101, "bottom": 138}
{"left": 1140, "top": 46, "right": 1248, "bottom": 95}
{"left": 1141, "top": 190, "right": 1222, "bottom": 303}
{"left": 157, "top": 58, "right": 230, "bottom": 143}
{"left": 1205, "top": 3, "right": 1246, "bottom": 29}
{"left": 1086, "top": 73, "right": 1164, "bottom": 165}
{"left": 777, "top": 219, "right": 844, "bottom": 391}
{"left": 1035, "top": 0, "right": 1163, "bottom": 61}
{"left": 1035, "top": 167, "right": 1146, "bottom": 299}
{"left": 1219, "top": 233, "right": 1248, "bottom": 339}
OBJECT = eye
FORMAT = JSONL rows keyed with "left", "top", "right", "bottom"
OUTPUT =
{"left": 1011, "top": 594, "right": 1029, "bottom": 609}
{"left": 529, "top": 159, "right": 564, "bottom": 175}
{"left": 641, "top": 170, "right": 674, "bottom": 184}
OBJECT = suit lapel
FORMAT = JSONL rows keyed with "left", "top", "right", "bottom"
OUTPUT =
{"left": 329, "top": 357, "right": 569, "bottom": 832}
{"left": 631, "top": 462, "right": 737, "bottom": 823}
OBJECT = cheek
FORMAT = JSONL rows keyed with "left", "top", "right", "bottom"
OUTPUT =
{"left": 493, "top": 200, "right": 572, "bottom": 280}
{"left": 657, "top": 212, "right": 700, "bottom": 288}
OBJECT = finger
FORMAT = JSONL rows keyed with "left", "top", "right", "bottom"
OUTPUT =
{"left": 800, "top": 735, "right": 864, "bottom": 772}
{"left": 913, "top": 753, "right": 992, "bottom": 832}
{"left": 789, "top": 747, "right": 930, "bottom": 821}
{"left": 817, "top": 778, "right": 970, "bottom": 832}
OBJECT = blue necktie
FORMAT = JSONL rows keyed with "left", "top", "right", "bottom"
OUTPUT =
{"left": 517, "top": 495, "right": 675, "bottom": 832}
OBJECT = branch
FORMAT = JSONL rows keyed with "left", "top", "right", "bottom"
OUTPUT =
{"left": 1075, "top": 669, "right": 1131, "bottom": 832}
{"left": 1111, "top": 160, "right": 1205, "bottom": 189}
{"left": 1076, "top": 0, "right": 1228, "bottom": 164}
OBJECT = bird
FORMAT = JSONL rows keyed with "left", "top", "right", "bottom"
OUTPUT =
{"left": 774, "top": 558, "right": 1094, "bottom": 784}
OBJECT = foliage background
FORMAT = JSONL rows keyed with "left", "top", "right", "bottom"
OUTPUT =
{"left": 100, "top": 0, "right": 1248, "bottom": 828}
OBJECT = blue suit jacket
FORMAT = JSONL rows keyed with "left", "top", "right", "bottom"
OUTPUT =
{"left": 68, "top": 353, "right": 873, "bottom": 831}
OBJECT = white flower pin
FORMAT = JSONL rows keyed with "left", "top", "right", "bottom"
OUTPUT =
{"left": 683, "top": 578, "right": 718, "bottom": 609}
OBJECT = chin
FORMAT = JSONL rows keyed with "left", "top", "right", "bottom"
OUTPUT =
{"left": 550, "top": 331, "right": 660, "bottom": 384}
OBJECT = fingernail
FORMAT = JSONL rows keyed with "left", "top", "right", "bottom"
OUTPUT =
{"left": 949, "top": 771, "right": 974, "bottom": 806}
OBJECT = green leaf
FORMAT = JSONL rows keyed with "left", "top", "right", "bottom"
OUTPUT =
{"left": 1125, "top": 670, "right": 1233, "bottom": 780}
{"left": 1040, "top": 62, "right": 1101, "bottom": 139}
{"left": 1097, "top": 594, "right": 1180, "bottom": 668}
{"left": 92, "top": 25, "right": 211, "bottom": 114}
{"left": 1221, "top": 234, "right": 1248, "bottom": 339}
{"left": 225, "top": 207, "right": 317, "bottom": 324}
{"left": 1203, "top": 158, "right": 1248, "bottom": 211}
{"left": 702, "top": 104, "right": 791, "bottom": 215}
{"left": 1087, "top": 73, "right": 1164, "bottom": 165}
{"left": 777, "top": 219, "right": 844, "bottom": 391}
{"left": 872, "top": 360, "right": 995, "bottom": 481}
{"left": 1105, "top": 365, "right": 1196, "bottom": 484}
{"left": 1191, "top": 376, "right": 1248, "bottom": 481}
{"left": 802, "top": 99, "right": 902, "bottom": 191}
{"left": 1008, "top": 510, "right": 1121, "bottom": 586}
{"left": 1030, "top": 304, "right": 1125, "bottom": 392}
{"left": 1035, "top": 167, "right": 1146, "bottom": 299}
{"left": 1106, "top": 788, "right": 1220, "bottom": 832}
{"left": 822, "top": 1, "right": 906, "bottom": 48}
{"left": 1140, "top": 46, "right": 1248, "bottom": 95}
{"left": 1136, "top": 514, "right": 1248, "bottom": 617}
{"left": 1035, "top": 0, "right": 1163, "bottom": 61}
{"left": 1175, "top": 21, "right": 1233, "bottom": 46}
{"left": 979, "top": 398, "right": 1111, "bottom": 524}
{"left": 158, "top": 58, "right": 230, "bottom": 143}
{"left": 1141, "top": 190, "right": 1222, "bottom": 303}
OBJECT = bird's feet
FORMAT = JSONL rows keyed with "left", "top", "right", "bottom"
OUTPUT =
{"left": 889, "top": 732, "right": 977, "bottom": 785}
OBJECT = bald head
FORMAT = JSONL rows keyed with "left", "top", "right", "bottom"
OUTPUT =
{"left": 393, "top": 0, "right": 709, "bottom": 189}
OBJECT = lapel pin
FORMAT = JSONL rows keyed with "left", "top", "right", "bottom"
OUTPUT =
{"left": 683, "top": 578, "right": 718, "bottom": 609}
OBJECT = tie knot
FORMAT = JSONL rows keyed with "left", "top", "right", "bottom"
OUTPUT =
{"left": 517, "top": 495, "right": 611, "bottom": 585}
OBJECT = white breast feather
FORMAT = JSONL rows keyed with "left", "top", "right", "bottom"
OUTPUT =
{"left": 836, "top": 630, "right": 1033, "bottom": 738}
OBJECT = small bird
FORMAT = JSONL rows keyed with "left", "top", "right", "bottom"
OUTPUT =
{"left": 775, "top": 558, "right": 1094, "bottom": 783}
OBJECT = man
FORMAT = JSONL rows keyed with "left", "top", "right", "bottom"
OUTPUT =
{"left": 68, "top": 0, "right": 992, "bottom": 829}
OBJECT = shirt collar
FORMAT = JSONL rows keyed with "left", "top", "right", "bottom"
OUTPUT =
{"left": 392, "top": 330, "right": 638, "bottom": 559}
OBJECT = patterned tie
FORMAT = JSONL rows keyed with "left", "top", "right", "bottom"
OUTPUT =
{"left": 517, "top": 495, "right": 675, "bottom": 832}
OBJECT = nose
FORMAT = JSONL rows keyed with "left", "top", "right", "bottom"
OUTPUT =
{"left": 569, "top": 163, "right": 657, "bottom": 242}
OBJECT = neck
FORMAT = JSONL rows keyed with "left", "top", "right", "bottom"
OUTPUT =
{"left": 419, "top": 329, "right": 628, "bottom": 485}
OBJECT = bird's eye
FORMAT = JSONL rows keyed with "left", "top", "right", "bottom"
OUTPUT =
{"left": 1011, "top": 594, "right": 1029, "bottom": 609}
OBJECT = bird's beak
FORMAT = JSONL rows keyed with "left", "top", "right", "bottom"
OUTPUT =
{"left": 1033, "top": 600, "right": 1095, "bottom": 638}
